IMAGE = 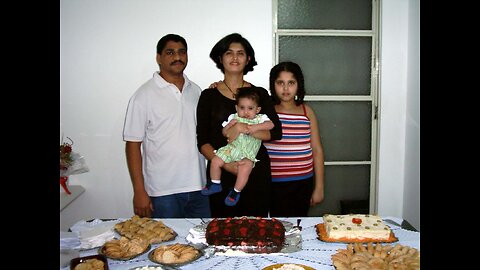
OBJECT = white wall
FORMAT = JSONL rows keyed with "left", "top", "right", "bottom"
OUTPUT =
{"left": 402, "top": 0, "right": 420, "bottom": 231}
{"left": 60, "top": 0, "right": 420, "bottom": 231}
{"left": 377, "top": 0, "right": 420, "bottom": 231}
{"left": 60, "top": 0, "right": 273, "bottom": 230}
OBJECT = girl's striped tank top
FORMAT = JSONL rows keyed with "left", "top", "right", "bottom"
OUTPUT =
{"left": 264, "top": 105, "right": 314, "bottom": 182}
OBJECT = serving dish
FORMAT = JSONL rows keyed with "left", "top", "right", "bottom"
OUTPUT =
{"left": 114, "top": 217, "right": 177, "bottom": 244}
{"left": 315, "top": 223, "right": 398, "bottom": 243}
{"left": 186, "top": 217, "right": 301, "bottom": 255}
{"left": 113, "top": 229, "right": 178, "bottom": 245}
{"left": 148, "top": 243, "right": 202, "bottom": 266}
{"left": 262, "top": 263, "right": 315, "bottom": 270}
{"left": 98, "top": 242, "right": 151, "bottom": 261}
{"left": 70, "top": 254, "right": 109, "bottom": 270}
{"left": 331, "top": 242, "right": 420, "bottom": 270}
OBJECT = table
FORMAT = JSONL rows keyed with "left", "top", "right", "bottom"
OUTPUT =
{"left": 61, "top": 216, "right": 420, "bottom": 270}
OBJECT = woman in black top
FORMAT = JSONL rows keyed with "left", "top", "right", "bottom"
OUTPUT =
{"left": 196, "top": 33, "right": 281, "bottom": 217}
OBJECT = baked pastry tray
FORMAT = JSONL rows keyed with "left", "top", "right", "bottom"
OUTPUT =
{"left": 148, "top": 243, "right": 203, "bottom": 267}
{"left": 98, "top": 243, "right": 151, "bottom": 261}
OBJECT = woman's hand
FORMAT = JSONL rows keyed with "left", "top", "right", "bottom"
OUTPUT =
{"left": 225, "top": 121, "right": 248, "bottom": 143}
{"left": 223, "top": 161, "right": 238, "bottom": 175}
{"left": 222, "top": 160, "right": 248, "bottom": 175}
{"left": 209, "top": 81, "right": 222, "bottom": 89}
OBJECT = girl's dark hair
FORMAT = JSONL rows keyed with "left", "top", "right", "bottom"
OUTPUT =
{"left": 157, "top": 34, "right": 187, "bottom": 54}
{"left": 209, "top": 33, "right": 258, "bottom": 75}
{"left": 269, "top": 61, "right": 305, "bottom": 105}
{"left": 236, "top": 86, "right": 261, "bottom": 106}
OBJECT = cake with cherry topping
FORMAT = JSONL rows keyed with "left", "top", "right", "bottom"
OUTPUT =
{"left": 205, "top": 217, "right": 285, "bottom": 253}
{"left": 321, "top": 214, "right": 392, "bottom": 241}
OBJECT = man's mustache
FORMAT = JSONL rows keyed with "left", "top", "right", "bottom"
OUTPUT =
{"left": 171, "top": 60, "right": 185, "bottom": 65}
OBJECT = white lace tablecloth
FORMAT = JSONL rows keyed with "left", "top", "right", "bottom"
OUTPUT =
{"left": 60, "top": 216, "right": 419, "bottom": 270}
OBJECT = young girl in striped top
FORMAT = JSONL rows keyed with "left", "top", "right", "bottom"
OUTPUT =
{"left": 264, "top": 61, "right": 325, "bottom": 217}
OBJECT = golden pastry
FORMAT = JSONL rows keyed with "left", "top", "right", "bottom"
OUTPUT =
{"left": 152, "top": 243, "right": 199, "bottom": 264}
{"left": 331, "top": 243, "right": 420, "bottom": 270}
{"left": 74, "top": 258, "right": 105, "bottom": 270}
{"left": 114, "top": 215, "right": 176, "bottom": 244}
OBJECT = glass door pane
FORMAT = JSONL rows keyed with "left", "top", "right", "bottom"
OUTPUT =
{"left": 278, "top": 0, "right": 372, "bottom": 30}
{"left": 307, "top": 101, "right": 372, "bottom": 161}
{"left": 309, "top": 165, "right": 370, "bottom": 215}
{"left": 279, "top": 36, "right": 372, "bottom": 95}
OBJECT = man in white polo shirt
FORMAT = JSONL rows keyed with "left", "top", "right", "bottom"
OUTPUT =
{"left": 123, "top": 34, "right": 210, "bottom": 218}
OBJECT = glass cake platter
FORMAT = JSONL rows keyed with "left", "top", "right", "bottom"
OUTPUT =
{"left": 185, "top": 218, "right": 302, "bottom": 256}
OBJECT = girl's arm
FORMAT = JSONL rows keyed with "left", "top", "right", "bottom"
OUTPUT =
{"left": 306, "top": 104, "right": 325, "bottom": 206}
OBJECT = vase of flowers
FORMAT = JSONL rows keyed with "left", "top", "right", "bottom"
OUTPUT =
{"left": 60, "top": 137, "right": 89, "bottom": 194}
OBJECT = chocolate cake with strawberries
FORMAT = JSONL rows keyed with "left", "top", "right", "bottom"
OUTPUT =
{"left": 205, "top": 217, "right": 286, "bottom": 253}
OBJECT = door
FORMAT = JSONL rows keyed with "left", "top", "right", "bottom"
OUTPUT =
{"left": 273, "top": 0, "right": 380, "bottom": 215}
